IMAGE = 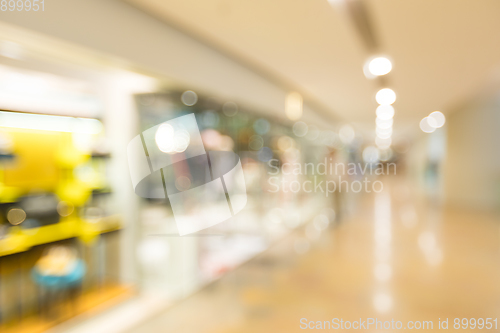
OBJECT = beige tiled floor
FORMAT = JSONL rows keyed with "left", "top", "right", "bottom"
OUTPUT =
{"left": 127, "top": 180, "right": 500, "bottom": 333}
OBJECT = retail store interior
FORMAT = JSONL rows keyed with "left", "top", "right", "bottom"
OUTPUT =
{"left": 0, "top": 1, "right": 500, "bottom": 332}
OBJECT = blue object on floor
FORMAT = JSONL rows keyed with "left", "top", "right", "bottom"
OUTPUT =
{"left": 32, "top": 260, "right": 86, "bottom": 290}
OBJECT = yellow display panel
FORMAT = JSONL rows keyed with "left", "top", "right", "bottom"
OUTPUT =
{"left": 2, "top": 129, "right": 62, "bottom": 192}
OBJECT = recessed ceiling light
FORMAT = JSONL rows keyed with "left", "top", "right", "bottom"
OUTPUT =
{"left": 420, "top": 117, "right": 436, "bottom": 133}
{"left": 428, "top": 111, "right": 445, "bottom": 128}
{"left": 368, "top": 57, "right": 392, "bottom": 76}
{"left": 376, "top": 88, "right": 396, "bottom": 105}
{"left": 376, "top": 105, "right": 395, "bottom": 120}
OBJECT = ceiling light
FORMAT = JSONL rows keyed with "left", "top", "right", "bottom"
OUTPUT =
{"left": 428, "top": 111, "right": 445, "bottom": 128}
{"left": 376, "top": 127, "right": 392, "bottom": 135}
{"left": 376, "top": 132, "right": 392, "bottom": 140}
{"left": 376, "top": 136, "right": 392, "bottom": 149}
{"left": 368, "top": 57, "right": 392, "bottom": 76}
{"left": 376, "top": 88, "right": 396, "bottom": 105}
{"left": 376, "top": 105, "right": 394, "bottom": 120}
{"left": 420, "top": 117, "right": 436, "bottom": 133}
{"left": 376, "top": 131, "right": 392, "bottom": 140}
{"left": 376, "top": 117, "right": 393, "bottom": 129}
{"left": 285, "top": 92, "right": 303, "bottom": 120}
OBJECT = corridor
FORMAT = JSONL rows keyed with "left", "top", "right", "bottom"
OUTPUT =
{"left": 1, "top": 1, "right": 500, "bottom": 332}
{"left": 127, "top": 178, "right": 500, "bottom": 332}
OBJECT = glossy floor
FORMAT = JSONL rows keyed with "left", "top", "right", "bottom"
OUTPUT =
{"left": 127, "top": 180, "right": 500, "bottom": 333}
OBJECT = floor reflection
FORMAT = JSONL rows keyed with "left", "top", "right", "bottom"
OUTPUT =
{"left": 125, "top": 178, "right": 500, "bottom": 333}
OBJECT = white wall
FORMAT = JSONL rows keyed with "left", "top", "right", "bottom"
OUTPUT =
{"left": 443, "top": 91, "right": 500, "bottom": 211}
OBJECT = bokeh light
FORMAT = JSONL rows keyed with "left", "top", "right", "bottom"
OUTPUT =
{"left": 155, "top": 123, "right": 175, "bottom": 153}
{"left": 376, "top": 117, "right": 393, "bottom": 129}
{"left": 292, "top": 121, "right": 308, "bottom": 137}
{"left": 339, "top": 124, "right": 355, "bottom": 144}
{"left": 222, "top": 101, "right": 238, "bottom": 116}
{"left": 253, "top": 118, "right": 270, "bottom": 135}
{"left": 7, "top": 208, "right": 26, "bottom": 225}
{"left": 181, "top": 90, "right": 198, "bottom": 106}
{"left": 363, "top": 146, "right": 380, "bottom": 164}
{"left": 375, "top": 88, "right": 396, "bottom": 105}
{"left": 420, "top": 117, "right": 436, "bottom": 133}
{"left": 368, "top": 57, "right": 392, "bottom": 76}
{"left": 376, "top": 136, "right": 392, "bottom": 149}
{"left": 376, "top": 105, "right": 395, "bottom": 120}
{"left": 285, "top": 92, "right": 303, "bottom": 120}
{"left": 428, "top": 111, "right": 446, "bottom": 128}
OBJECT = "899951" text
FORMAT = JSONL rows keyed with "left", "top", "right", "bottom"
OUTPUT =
{"left": 1, "top": 0, "right": 44, "bottom": 11}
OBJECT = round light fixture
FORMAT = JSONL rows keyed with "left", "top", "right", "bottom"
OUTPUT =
{"left": 376, "top": 105, "right": 395, "bottom": 120}
{"left": 376, "top": 88, "right": 396, "bottom": 105}
{"left": 428, "top": 111, "right": 445, "bottom": 128}
{"left": 376, "top": 117, "right": 393, "bottom": 129}
{"left": 420, "top": 117, "right": 436, "bottom": 133}
{"left": 368, "top": 57, "right": 392, "bottom": 76}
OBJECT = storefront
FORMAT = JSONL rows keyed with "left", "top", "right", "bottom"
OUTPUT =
{"left": 0, "top": 24, "right": 336, "bottom": 332}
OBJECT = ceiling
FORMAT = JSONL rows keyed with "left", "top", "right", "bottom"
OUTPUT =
{"left": 125, "top": 0, "right": 500, "bottom": 132}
